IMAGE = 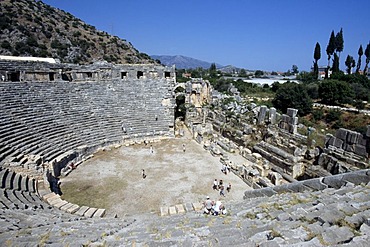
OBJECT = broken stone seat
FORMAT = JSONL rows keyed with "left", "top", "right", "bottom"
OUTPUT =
{"left": 41, "top": 192, "right": 106, "bottom": 218}
{"left": 244, "top": 169, "right": 370, "bottom": 199}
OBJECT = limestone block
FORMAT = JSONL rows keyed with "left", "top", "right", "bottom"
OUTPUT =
{"left": 287, "top": 108, "right": 298, "bottom": 118}
{"left": 336, "top": 128, "right": 348, "bottom": 141}
{"left": 258, "top": 105, "right": 267, "bottom": 124}
{"left": 160, "top": 207, "right": 169, "bottom": 216}
{"left": 60, "top": 203, "right": 74, "bottom": 211}
{"left": 333, "top": 138, "right": 344, "bottom": 149}
{"left": 302, "top": 178, "right": 328, "bottom": 191}
{"left": 325, "top": 134, "right": 335, "bottom": 146}
{"left": 354, "top": 144, "right": 367, "bottom": 157}
{"left": 93, "top": 208, "right": 106, "bottom": 217}
{"left": 75, "top": 206, "right": 89, "bottom": 216}
{"left": 53, "top": 200, "right": 69, "bottom": 209}
{"left": 269, "top": 107, "right": 276, "bottom": 124}
{"left": 347, "top": 130, "right": 360, "bottom": 144}
{"left": 84, "top": 207, "right": 98, "bottom": 218}
{"left": 366, "top": 125, "right": 370, "bottom": 137}
{"left": 281, "top": 114, "right": 290, "bottom": 123}
{"left": 42, "top": 192, "right": 57, "bottom": 201}
{"left": 344, "top": 144, "right": 355, "bottom": 153}
{"left": 66, "top": 204, "right": 80, "bottom": 214}
{"left": 322, "top": 175, "right": 346, "bottom": 189}
{"left": 358, "top": 136, "right": 368, "bottom": 146}
{"left": 169, "top": 206, "right": 177, "bottom": 215}
{"left": 343, "top": 172, "right": 370, "bottom": 185}
{"left": 291, "top": 116, "right": 298, "bottom": 125}
{"left": 192, "top": 202, "right": 203, "bottom": 211}
{"left": 321, "top": 226, "right": 354, "bottom": 245}
{"left": 175, "top": 204, "right": 185, "bottom": 214}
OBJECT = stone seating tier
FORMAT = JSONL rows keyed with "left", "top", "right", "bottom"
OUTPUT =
{"left": 0, "top": 80, "right": 174, "bottom": 171}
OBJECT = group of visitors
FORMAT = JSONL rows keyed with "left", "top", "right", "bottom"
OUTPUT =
{"left": 212, "top": 179, "right": 231, "bottom": 197}
{"left": 203, "top": 196, "right": 227, "bottom": 215}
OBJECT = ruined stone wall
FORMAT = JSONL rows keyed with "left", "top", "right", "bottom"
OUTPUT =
{"left": 0, "top": 59, "right": 176, "bottom": 83}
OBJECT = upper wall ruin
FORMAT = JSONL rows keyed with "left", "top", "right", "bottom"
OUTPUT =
{"left": 0, "top": 56, "right": 175, "bottom": 83}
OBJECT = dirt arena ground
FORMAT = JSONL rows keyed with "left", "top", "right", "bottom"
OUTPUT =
{"left": 60, "top": 131, "right": 251, "bottom": 217}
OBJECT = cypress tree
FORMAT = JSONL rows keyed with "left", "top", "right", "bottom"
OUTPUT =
{"left": 325, "top": 31, "right": 336, "bottom": 78}
{"left": 364, "top": 43, "right": 370, "bottom": 75}
{"left": 356, "top": 45, "right": 363, "bottom": 74}
{"left": 313, "top": 42, "right": 321, "bottom": 79}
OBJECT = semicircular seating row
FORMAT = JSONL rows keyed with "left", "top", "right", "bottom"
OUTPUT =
{"left": 0, "top": 80, "right": 174, "bottom": 168}
{"left": 0, "top": 167, "right": 106, "bottom": 217}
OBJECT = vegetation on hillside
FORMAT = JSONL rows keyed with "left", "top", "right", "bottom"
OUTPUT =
{"left": 0, "top": 0, "right": 154, "bottom": 64}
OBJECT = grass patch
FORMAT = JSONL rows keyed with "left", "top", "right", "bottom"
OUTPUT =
{"left": 61, "top": 176, "right": 127, "bottom": 208}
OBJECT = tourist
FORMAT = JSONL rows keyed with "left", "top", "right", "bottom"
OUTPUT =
{"left": 212, "top": 200, "right": 227, "bottom": 216}
{"left": 182, "top": 143, "right": 186, "bottom": 152}
{"left": 226, "top": 183, "right": 231, "bottom": 193}
{"left": 213, "top": 179, "right": 218, "bottom": 190}
{"left": 221, "top": 163, "right": 227, "bottom": 174}
{"left": 220, "top": 185, "right": 225, "bottom": 197}
{"left": 226, "top": 163, "right": 231, "bottom": 173}
{"left": 219, "top": 179, "right": 223, "bottom": 190}
{"left": 203, "top": 196, "right": 213, "bottom": 214}
{"left": 150, "top": 145, "right": 153, "bottom": 154}
{"left": 142, "top": 169, "right": 146, "bottom": 179}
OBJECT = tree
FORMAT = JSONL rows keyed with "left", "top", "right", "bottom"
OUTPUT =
{"left": 332, "top": 53, "right": 340, "bottom": 73}
{"left": 364, "top": 43, "right": 370, "bottom": 75}
{"left": 325, "top": 31, "right": 336, "bottom": 78}
{"left": 239, "top": 68, "right": 247, "bottom": 77}
{"left": 209, "top": 63, "right": 217, "bottom": 78}
{"left": 292, "top": 65, "right": 299, "bottom": 74}
{"left": 356, "top": 45, "right": 363, "bottom": 74}
{"left": 318, "top": 80, "right": 354, "bottom": 105}
{"left": 335, "top": 28, "right": 344, "bottom": 59}
{"left": 272, "top": 82, "right": 312, "bottom": 116}
{"left": 313, "top": 42, "right": 321, "bottom": 79}
{"left": 254, "top": 70, "right": 264, "bottom": 77}
{"left": 345, "top": 55, "right": 355, "bottom": 74}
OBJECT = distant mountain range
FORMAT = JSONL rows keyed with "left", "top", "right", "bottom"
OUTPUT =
{"left": 151, "top": 55, "right": 222, "bottom": 69}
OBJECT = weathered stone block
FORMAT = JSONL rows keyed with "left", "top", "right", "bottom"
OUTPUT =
{"left": 287, "top": 108, "right": 298, "bottom": 118}
{"left": 84, "top": 207, "right": 97, "bottom": 218}
{"left": 344, "top": 144, "right": 355, "bottom": 153}
{"left": 354, "top": 144, "right": 367, "bottom": 157}
{"left": 325, "top": 134, "right": 335, "bottom": 146}
{"left": 269, "top": 107, "right": 276, "bottom": 124}
{"left": 347, "top": 130, "right": 360, "bottom": 144}
{"left": 291, "top": 116, "right": 298, "bottom": 125}
{"left": 94, "top": 208, "right": 106, "bottom": 217}
{"left": 258, "top": 105, "right": 267, "bottom": 124}
{"left": 322, "top": 175, "right": 346, "bottom": 189}
{"left": 302, "top": 178, "right": 328, "bottom": 191}
{"left": 175, "top": 204, "right": 185, "bottom": 214}
{"left": 366, "top": 125, "right": 370, "bottom": 137}
{"left": 336, "top": 128, "right": 348, "bottom": 141}
{"left": 333, "top": 138, "right": 344, "bottom": 149}
{"left": 75, "top": 206, "right": 89, "bottom": 216}
{"left": 192, "top": 202, "right": 203, "bottom": 211}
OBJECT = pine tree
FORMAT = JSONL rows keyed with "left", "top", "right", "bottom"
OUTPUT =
{"left": 313, "top": 42, "right": 321, "bottom": 79}
{"left": 356, "top": 45, "right": 363, "bottom": 74}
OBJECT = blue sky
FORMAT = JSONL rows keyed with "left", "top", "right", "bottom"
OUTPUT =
{"left": 43, "top": 0, "right": 369, "bottom": 72}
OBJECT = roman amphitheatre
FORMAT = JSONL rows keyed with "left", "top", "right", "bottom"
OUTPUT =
{"left": 0, "top": 56, "right": 369, "bottom": 246}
